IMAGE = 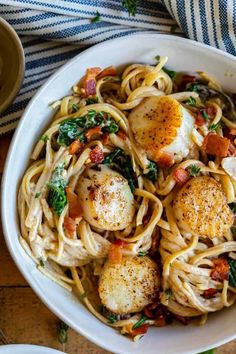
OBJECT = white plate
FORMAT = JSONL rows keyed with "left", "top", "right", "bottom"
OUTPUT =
{"left": 2, "top": 34, "right": 236, "bottom": 354}
{"left": 0, "top": 345, "right": 64, "bottom": 354}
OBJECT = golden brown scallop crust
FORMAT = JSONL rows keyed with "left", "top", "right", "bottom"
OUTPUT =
{"left": 173, "top": 176, "right": 233, "bottom": 238}
{"left": 129, "top": 96, "right": 182, "bottom": 160}
{"left": 98, "top": 256, "right": 159, "bottom": 315}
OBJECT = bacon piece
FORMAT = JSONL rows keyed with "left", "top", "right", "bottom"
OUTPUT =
{"left": 130, "top": 324, "right": 149, "bottom": 337}
{"left": 195, "top": 111, "right": 206, "bottom": 127}
{"left": 96, "top": 65, "right": 117, "bottom": 80}
{"left": 228, "top": 142, "right": 236, "bottom": 156}
{"left": 202, "top": 133, "right": 230, "bottom": 157}
{"left": 108, "top": 239, "right": 128, "bottom": 264}
{"left": 173, "top": 314, "right": 189, "bottom": 325}
{"left": 83, "top": 67, "right": 101, "bottom": 96}
{"left": 85, "top": 126, "right": 102, "bottom": 141}
{"left": 64, "top": 216, "right": 76, "bottom": 238}
{"left": 66, "top": 187, "right": 82, "bottom": 219}
{"left": 211, "top": 258, "right": 229, "bottom": 281}
{"left": 179, "top": 74, "right": 197, "bottom": 91}
{"left": 69, "top": 138, "right": 84, "bottom": 155}
{"left": 173, "top": 168, "right": 190, "bottom": 185}
{"left": 101, "top": 132, "right": 109, "bottom": 145}
{"left": 205, "top": 105, "right": 216, "bottom": 118}
{"left": 203, "top": 288, "right": 217, "bottom": 299}
{"left": 90, "top": 146, "right": 104, "bottom": 163}
{"left": 156, "top": 152, "right": 174, "bottom": 168}
{"left": 117, "top": 130, "right": 127, "bottom": 140}
{"left": 155, "top": 315, "right": 167, "bottom": 327}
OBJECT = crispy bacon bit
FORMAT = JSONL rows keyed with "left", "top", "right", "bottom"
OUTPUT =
{"left": 195, "top": 111, "right": 207, "bottom": 127}
{"left": 85, "top": 126, "right": 102, "bottom": 141}
{"left": 173, "top": 168, "right": 190, "bottom": 185}
{"left": 205, "top": 105, "right": 216, "bottom": 118}
{"left": 64, "top": 216, "right": 76, "bottom": 238}
{"left": 173, "top": 314, "right": 189, "bottom": 325}
{"left": 211, "top": 258, "right": 229, "bottom": 282}
{"left": 179, "top": 74, "right": 196, "bottom": 91}
{"left": 69, "top": 138, "right": 84, "bottom": 155}
{"left": 83, "top": 67, "right": 101, "bottom": 96}
{"left": 108, "top": 239, "right": 128, "bottom": 264}
{"left": 229, "top": 128, "right": 236, "bottom": 136}
{"left": 156, "top": 152, "right": 174, "bottom": 168}
{"left": 117, "top": 130, "right": 127, "bottom": 140}
{"left": 203, "top": 288, "right": 217, "bottom": 299}
{"left": 130, "top": 324, "right": 149, "bottom": 337}
{"left": 228, "top": 142, "right": 236, "bottom": 156}
{"left": 66, "top": 187, "right": 82, "bottom": 219}
{"left": 101, "top": 132, "right": 109, "bottom": 145}
{"left": 90, "top": 146, "right": 104, "bottom": 163}
{"left": 96, "top": 65, "right": 117, "bottom": 80}
{"left": 113, "top": 239, "right": 128, "bottom": 247}
{"left": 155, "top": 315, "right": 167, "bottom": 327}
{"left": 202, "top": 133, "right": 230, "bottom": 157}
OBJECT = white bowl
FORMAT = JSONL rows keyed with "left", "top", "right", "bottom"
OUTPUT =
{"left": 0, "top": 344, "right": 64, "bottom": 354}
{"left": 2, "top": 34, "right": 236, "bottom": 354}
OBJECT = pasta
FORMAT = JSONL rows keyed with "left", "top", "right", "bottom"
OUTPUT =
{"left": 18, "top": 57, "right": 236, "bottom": 340}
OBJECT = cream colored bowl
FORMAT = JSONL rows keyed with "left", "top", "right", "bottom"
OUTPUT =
{"left": 0, "top": 17, "right": 25, "bottom": 114}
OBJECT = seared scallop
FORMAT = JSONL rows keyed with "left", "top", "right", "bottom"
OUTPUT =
{"left": 76, "top": 165, "right": 135, "bottom": 231}
{"left": 98, "top": 256, "right": 159, "bottom": 314}
{"left": 173, "top": 176, "right": 233, "bottom": 238}
{"left": 129, "top": 96, "right": 194, "bottom": 163}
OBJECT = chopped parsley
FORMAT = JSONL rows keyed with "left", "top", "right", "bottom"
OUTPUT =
{"left": 202, "top": 110, "right": 209, "bottom": 121}
{"left": 188, "top": 164, "right": 201, "bottom": 177}
{"left": 228, "top": 259, "right": 236, "bottom": 287}
{"left": 71, "top": 103, "right": 79, "bottom": 113}
{"left": 40, "top": 135, "right": 49, "bottom": 143}
{"left": 91, "top": 11, "right": 101, "bottom": 23}
{"left": 138, "top": 251, "right": 147, "bottom": 257}
{"left": 144, "top": 161, "right": 159, "bottom": 182}
{"left": 132, "top": 315, "right": 148, "bottom": 330}
{"left": 107, "top": 314, "right": 118, "bottom": 324}
{"left": 86, "top": 97, "right": 98, "bottom": 105}
{"left": 186, "top": 96, "right": 196, "bottom": 106}
{"left": 122, "top": 0, "right": 139, "bottom": 16}
{"left": 57, "top": 321, "right": 69, "bottom": 344}
{"left": 209, "top": 122, "right": 220, "bottom": 132}
{"left": 103, "top": 148, "right": 137, "bottom": 193}
{"left": 35, "top": 192, "right": 41, "bottom": 198}
{"left": 47, "top": 165, "right": 67, "bottom": 215}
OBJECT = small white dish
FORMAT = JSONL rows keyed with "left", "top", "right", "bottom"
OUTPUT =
{"left": 2, "top": 34, "right": 236, "bottom": 354}
{"left": 0, "top": 344, "right": 64, "bottom": 354}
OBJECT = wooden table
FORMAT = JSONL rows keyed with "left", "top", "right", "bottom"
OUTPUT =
{"left": 0, "top": 134, "right": 235, "bottom": 354}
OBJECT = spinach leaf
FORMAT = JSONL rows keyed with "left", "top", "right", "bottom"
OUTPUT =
{"left": 103, "top": 148, "right": 137, "bottom": 193}
{"left": 228, "top": 259, "right": 236, "bottom": 287}
{"left": 144, "top": 161, "right": 159, "bottom": 182}
{"left": 47, "top": 165, "right": 67, "bottom": 215}
{"left": 86, "top": 97, "right": 98, "bottom": 105}
{"left": 57, "top": 110, "right": 119, "bottom": 146}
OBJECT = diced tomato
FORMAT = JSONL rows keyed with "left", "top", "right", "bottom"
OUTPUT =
{"left": 85, "top": 126, "right": 102, "bottom": 141}
{"left": 69, "top": 138, "right": 84, "bottom": 155}
{"left": 195, "top": 111, "right": 207, "bottom": 127}
{"left": 203, "top": 288, "right": 217, "bottom": 299}
{"left": 130, "top": 324, "right": 149, "bottom": 337}
{"left": 96, "top": 66, "right": 117, "bottom": 80}
{"left": 173, "top": 168, "right": 190, "bottom": 185}
{"left": 117, "top": 130, "right": 127, "bottom": 140}
{"left": 64, "top": 216, "right": 76, "bottom": 238}
{"left": 211, "top": 258, "right": 229, "bottom": 282}
{"left": 155, "top": 315, "right": 167, "bottom": 327}
{"left": 90, "top": 146, "right": 104, "bottom": 163}
{"left": 101, "top": 132, "right": 109, "bottom": 145}
{"left": 202, "top": 133, "right": 230, "bottom": 157}
{"left": 113, "top": 239, "right": 128, "bottom": 247}
{"left": 66, "top": 187, "right": 83, "bottom": 219}
{"left": 228, "top": 142, "right": 236, "bottom": 156}
{"left": 173, "top": 314, "right": 189, "bottom": 325}
{"left": 83, "top": 67, "right": 101, "bottom": 96}
{"left": 144, "top": 308, "right": 155, "bottom": 319}
{"left": 229, "top": 128, "right": 236, "bottom": 136}
{"left": 205, "top": 105, "right": 216, "bottom": 118}
{"left": 108, "top": 243, "right": 123, "bottom": 264}
{"left": 156, "top": 152, "right": 174, "bottom": 168}
{"left": 179, "top": 74, "right": 197, "bottom": 91}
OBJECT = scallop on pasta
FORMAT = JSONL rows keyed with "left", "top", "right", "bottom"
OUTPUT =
{"left": 18, "top": 56, "right": 236, "bottom": 340}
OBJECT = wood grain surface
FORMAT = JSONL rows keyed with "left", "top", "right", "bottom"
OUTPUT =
{"left": 0, "top": 133, "right": 235, "bottom": 354}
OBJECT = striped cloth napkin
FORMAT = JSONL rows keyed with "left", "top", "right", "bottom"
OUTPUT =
{"left": 0, "top": 0, "right": 235, "bottom": 135}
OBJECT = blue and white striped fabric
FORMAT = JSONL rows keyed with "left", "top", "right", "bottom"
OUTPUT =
{"left": 0, "top": 0, "right": 236, "bottom": 135}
